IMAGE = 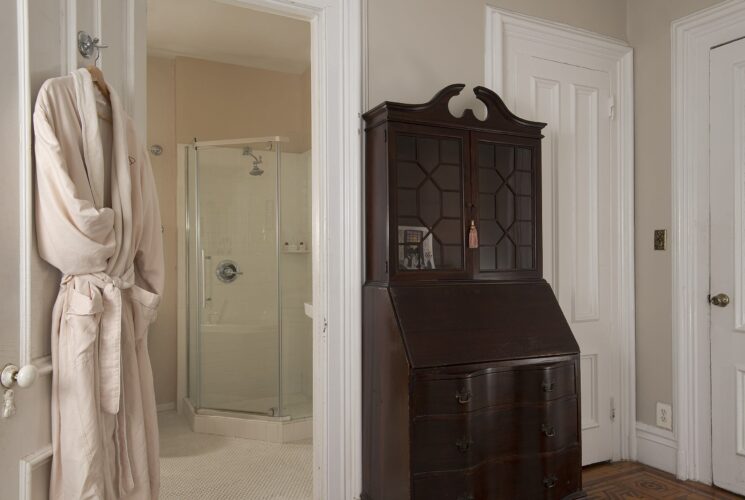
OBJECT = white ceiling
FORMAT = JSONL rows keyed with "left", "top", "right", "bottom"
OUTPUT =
{"left": 147, "top": 0, "right": 310, "bottom": 74}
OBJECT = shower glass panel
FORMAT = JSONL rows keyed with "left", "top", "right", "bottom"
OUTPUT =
{"left": 279, "top": 149, "right": 313, "bottom": 419}
{"left": 186, "top": 138, "right": 312, "bottom": 419}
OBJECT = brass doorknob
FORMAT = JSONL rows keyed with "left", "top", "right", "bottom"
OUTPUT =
{"left": 710, "top": 293, "right": 730, "bottom": 307}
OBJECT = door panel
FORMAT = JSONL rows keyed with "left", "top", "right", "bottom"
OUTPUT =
{"left": 710, "top": 36, "right": 745, "bottom": 496}
{"left": 0, "top": 1, "right": 145, "bottom": 498}
{"left": 512, "top": 56, "right": 613, "bottom": 465}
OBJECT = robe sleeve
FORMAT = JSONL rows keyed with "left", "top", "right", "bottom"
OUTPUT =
{"left": 33, "top": 83, "right": 116, "bottom": 275}
{"left": 133, "top": 142, "right": 165, "bottom": 299}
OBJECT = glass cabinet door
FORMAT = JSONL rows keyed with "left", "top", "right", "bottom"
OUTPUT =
{"left": 390, "top": 126, "right": 469, "bottom": 278}
{"left": 472, "top": 133, "right": 541, "bottom": 279}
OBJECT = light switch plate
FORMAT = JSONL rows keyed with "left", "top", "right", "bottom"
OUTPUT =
{"left": 656, "top": 402, "right": 673, "bottom": 430}
{"left": 654, "top": 229, "right": 666, "bottom": 250}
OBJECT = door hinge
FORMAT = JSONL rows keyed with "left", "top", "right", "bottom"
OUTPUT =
{"left": 610, "top": 397, "right": 616, "bottom": 421}
{"left": 323, "top": 317, "right": 328, "bottom": 333}
{"left": 384, "top": 129, "right": 388, "bottom": 142}
{"left": 608, "top": 95, "right": 616, "bottom": 120}
{"left": 385, "top": 260, "right": 389, "bottom": 274}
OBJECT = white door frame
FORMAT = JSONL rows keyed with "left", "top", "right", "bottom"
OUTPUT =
{"left": 671, "top": 0, "right": 745, "bottom": 484}
{"left": 484, "top": 8, "right": 636, "bottom": 462}
{"left": 171, "top": 0, "right": 362, "bottom": 498}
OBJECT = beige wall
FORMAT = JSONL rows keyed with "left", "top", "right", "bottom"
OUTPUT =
{"left": 626, "top": 0, "right": 725, "bottom": 425}
{"left": 147, "top": 57, "right": 177, "bottom": 406}
{"left": 147, "top": 55, "right": 311, "bottom": 405}
{"left": 146, "top": 0, "right": 730, "bottom": 425}
{"left": 174, "top": 57, "right": 311, "bottom": 151}
{"left": 366, "top": 0, "right": 627, "bottom": 109}
{"left": 367, "top": 0, "right": 727, "bottom": 428}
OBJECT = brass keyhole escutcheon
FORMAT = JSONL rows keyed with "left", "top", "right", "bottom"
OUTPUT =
{"left": 710, "top": 293, "right": 730, "bottom": 307}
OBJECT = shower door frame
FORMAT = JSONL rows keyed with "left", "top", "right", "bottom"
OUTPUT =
{"left": 188, "top": 137, "right": 287, "bottom": 417}
{"left": 173, "top": 1, "right": 362, "bottom": 498}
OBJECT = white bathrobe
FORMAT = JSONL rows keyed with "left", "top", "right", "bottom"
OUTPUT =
{"left": 34, "top": 68, "right": 164, "bottom": 499}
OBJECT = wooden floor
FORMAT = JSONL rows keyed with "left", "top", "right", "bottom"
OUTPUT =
{"left": 583, "top": 462, "right": 743, "bottom": 499}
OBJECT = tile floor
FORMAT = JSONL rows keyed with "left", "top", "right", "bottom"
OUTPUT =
{"left": 159, "top": 411, "right": 312, "bottom": 499}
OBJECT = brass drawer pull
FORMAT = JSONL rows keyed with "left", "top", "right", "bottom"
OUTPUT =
{"left": 455, "top": 388, "right": 471, "bottom": 404}
{"left": 541, "top": 424, "right": 556, "bottom": 437}
{"left": 542, "top": 380, "right": 555, "bottom": 393}
{"left": 455, "top": 436, "right": 473, "bottom": 452}
{"left": 543, "top": 475, "right": 558, "bottom": 488}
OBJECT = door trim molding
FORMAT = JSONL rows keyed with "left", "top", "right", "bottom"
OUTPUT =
{"left": 485, "top": 7, "right": 636, "bottom": 462}
{"left": 16, "top": 0, "right": 31, "bottom": 367}
{"left": 172, "top": 1, "right": 362, "bottom": 498}
{"left": 19, "top": 445, "right": 53, "bottom": 500}
{"left": 672, "top": 0, "right": 745, "bottom": 484}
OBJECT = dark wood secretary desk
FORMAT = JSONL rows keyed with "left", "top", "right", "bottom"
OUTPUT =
{"left": 361, "top": 85, "right": 585, "bottom": 500}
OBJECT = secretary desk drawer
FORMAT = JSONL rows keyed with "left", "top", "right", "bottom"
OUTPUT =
{"left": 412, "top": 445, "right": 581, "bottom": 500}
{"left": 413, "top": 361, "right": 576, "bottom": 415}
{"left": 411, "top": 396, "right": 578, "bottom": 473}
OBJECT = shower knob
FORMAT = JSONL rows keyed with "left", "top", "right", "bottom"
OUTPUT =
{"left": 216, "top": 260, "right": 242, "bottom": 283}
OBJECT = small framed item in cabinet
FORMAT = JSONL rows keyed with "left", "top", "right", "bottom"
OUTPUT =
{"left": 362, "top": 85, "right": 585, "bottom": 500}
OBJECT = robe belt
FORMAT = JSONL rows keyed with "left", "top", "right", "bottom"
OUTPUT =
{"left": 62, "top": 265, "right": 140, "bottom": 496}
{"left": 61, "top": 266, "right": 137, "bottom": 415}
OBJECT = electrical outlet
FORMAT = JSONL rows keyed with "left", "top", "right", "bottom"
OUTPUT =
{"left": 654, "top": 229, "right": 666, "bottom": 250}
{"left": 656, "top": 402, "right": 673, "bottom": 430}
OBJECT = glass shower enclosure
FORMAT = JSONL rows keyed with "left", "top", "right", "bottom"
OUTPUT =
{"left": 186, "top": 137, "right": 312, "bottom": 420}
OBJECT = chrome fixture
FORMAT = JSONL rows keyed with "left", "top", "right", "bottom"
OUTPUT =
{"left": 77, "top": 31, "right": 108, "bottom": 61}
{"left": 149, "top": 144, "right": 163, "bottom": 156}
{"left": 215, "top": 260, "right": 242, "bottom": 283}
{"left": 242, "top": 147, "right": 264, "bottom": 176}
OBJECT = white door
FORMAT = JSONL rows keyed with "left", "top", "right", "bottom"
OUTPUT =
{"left": 0, "top": 2, "right": 145, "bottom": 498}
{"left": 710, "top": 36, "right": 745, "bottom": 496}
{"left": 511, "top": 57, "right": 614, "bottom": 465}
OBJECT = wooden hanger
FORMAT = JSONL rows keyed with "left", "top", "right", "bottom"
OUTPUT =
{"left": 86, "top": 65, "right": 112, "bottom": 123}
{"left": 86, "top": 65, "right": 110, "bottom": 100}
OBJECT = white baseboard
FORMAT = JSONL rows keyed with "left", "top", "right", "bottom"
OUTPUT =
{"left": 636, "top": 421, "right": 677, "bottom": 474}
{"left": 157, "top": 401, "right": 176, "bottom": 412}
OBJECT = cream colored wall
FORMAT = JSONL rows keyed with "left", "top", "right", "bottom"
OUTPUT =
{"left": 174, "top": 57, "right": 311, "bottom": 152}
{"left": 366, "top": 0, "right": 627, "bottom": 109}
{"left": 145, "top": 0, "right": 731, "bottom": 426}
{"left": 367, "top": 0, "right": 728, "bottom": 429}
{"left": 147, "top": 55, "right": 311, "bottom": 406}
{"left": 626, "top": 0, "right": 725, "bottom": 426}
{"left": 147, "top": 57, "right": 177, "bottom": 407}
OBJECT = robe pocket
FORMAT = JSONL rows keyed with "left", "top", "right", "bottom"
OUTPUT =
{"left": 129, "top": 286, "right": 160, "bottom": 343}
{"left": 64, "top": 285, "right": 103, "bottom": 366}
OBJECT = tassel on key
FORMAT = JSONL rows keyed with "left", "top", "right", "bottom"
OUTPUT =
{"left": 468, "top": 220, "right": 479, "bottom": 249}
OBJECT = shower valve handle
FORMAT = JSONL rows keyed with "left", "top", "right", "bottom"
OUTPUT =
{"left": 216, "top": 260, "right": 243, "bottom": 283}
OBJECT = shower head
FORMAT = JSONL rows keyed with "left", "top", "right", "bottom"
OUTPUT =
{"left": 242, "top": 147, "right": 264, "bottom": 176}
{"left": 249, "top": 165, "right": 264, "bottom": 176}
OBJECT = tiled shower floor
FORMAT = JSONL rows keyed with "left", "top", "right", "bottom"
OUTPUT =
{"left": 159, "top": 411, "right": 312, "bottom": 499}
